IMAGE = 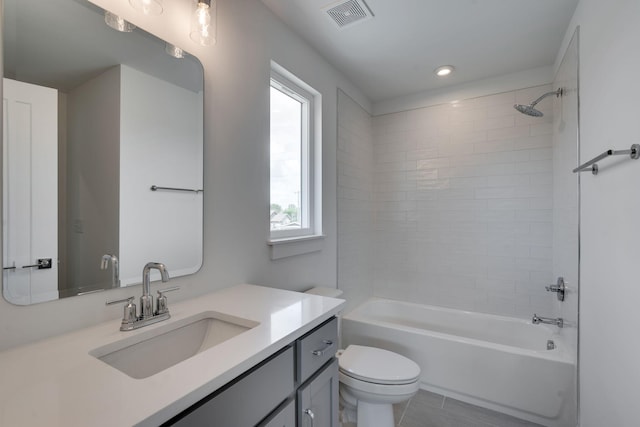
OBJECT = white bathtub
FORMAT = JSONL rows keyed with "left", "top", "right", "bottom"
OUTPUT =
{"left": 342, "top": 298, "right": 576, "bottom": 427}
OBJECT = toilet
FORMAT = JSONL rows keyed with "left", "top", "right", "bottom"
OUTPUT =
{"left": 337, "top": 345, "right": 420, "bottom": 427}
{"left": 304, "top": 287, "right": 421, "bottom": 427}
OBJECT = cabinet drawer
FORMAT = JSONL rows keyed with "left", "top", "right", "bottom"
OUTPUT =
{"left": 260, "top": 399, "right": 295, "bottom": 427}
{"left": 297, "top": 317, "right": 338, "bottom": 384}
{"left": 170, "top": 346, "right": 294, "bottom": 427}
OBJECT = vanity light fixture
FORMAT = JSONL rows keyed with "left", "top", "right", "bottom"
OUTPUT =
{"left": 434, "top": 65, "right": 455, "bottom": 77}
{"left": 129, "top": 0, "right": 163, "bottom": 16}
{"left": 104, "top": 11, "right": 136, "bottom": 32}
{"left": 190, "top": 0, "right": 217, "bottom": 46}
{"left": 165, "top": 43, "right": 185, "bottom": 59}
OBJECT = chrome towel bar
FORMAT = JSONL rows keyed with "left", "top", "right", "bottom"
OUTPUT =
{"left": 150, "top": 185, "right": 203, "bottom": 194}
{"left": 573, "top": 144, "right": 640, "bottom": 175}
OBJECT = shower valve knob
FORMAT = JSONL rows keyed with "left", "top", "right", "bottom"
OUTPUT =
{"left": 545, "top": 277, "right": 566, "bottom": 301}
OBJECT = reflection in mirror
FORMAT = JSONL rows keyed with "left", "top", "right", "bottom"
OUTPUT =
{"left": 2, "top": 0, "right": 204, "bottom": 305}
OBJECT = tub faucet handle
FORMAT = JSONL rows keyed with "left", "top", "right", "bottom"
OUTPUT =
{"left": 545, "top": 277, "right": 566, "bottom": 301}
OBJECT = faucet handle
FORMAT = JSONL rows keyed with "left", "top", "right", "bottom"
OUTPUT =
{"left": 106, "top": 297, "right": 137, "bottom": 326}
{"left": 156, "top": 286, "right": 180, "bottom": 315}
{"left": 106, "top": 296, "right": 134, "bottom": 305}
{"left": 157, "top": 286, "right": 180, "bottom": 296}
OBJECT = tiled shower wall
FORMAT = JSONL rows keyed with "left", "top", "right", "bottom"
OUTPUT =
{"left": 337, "top": 91, "right": 374, "bottom": 311}
{"left": 370, "top": 85, "right": 555, "bottom": 318}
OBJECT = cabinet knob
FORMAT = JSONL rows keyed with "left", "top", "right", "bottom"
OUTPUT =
{"left": 311, "top": 340, "right": 334, "bottom": 356}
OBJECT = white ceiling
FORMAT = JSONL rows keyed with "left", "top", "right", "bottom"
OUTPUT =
{"left": 262, "top": 0, "right": 580, "bottom": 103}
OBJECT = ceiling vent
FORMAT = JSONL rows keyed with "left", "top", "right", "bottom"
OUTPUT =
{"left": 322, "top": 0, "right": 374, "bottom": 30}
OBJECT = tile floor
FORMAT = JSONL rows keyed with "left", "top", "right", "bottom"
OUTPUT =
{"left": 344, "top": 389, "right": 544, "bottom": 427}
{"left": 394, "top": 390, "right": 544, "bottom": 427}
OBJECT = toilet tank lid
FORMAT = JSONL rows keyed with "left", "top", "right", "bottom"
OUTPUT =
{"left": 304, "top": 287, "right": 343, "bottom": 298}
{"left": 338, "top": 345, "right": 420, "bottom": 385}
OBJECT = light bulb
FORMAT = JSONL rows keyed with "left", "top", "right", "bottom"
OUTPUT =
{"left": 129, "top": 0, "right": 163, "bottom": 16}
{"left": 190, "top": 0, "right": 216, "bottom": 46}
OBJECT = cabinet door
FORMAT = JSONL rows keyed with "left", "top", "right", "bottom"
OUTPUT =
{"left": 297, "top": 359, "right": 339, "bottom": 427}
{"left": 260, "top": 399, "right": 295, "bottom": 427}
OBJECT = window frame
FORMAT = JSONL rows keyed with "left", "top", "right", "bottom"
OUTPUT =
{"left": 268, "top": 64, "right": 322, "bottom": 245}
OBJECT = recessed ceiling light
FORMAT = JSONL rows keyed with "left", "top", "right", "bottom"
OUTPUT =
{"left": 435, "top": 65, "right": 455, "bottom": 77}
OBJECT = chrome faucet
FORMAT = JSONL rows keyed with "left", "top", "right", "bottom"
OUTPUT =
{"left": 140, "top": 262, "right": 170, "bottom": 319}
{"left": 106, "top": 262, "right": 179, "bottom": 331}
{"left": 100, "top": 254, "right": 120, "bottom": 288}
{"left": 532, "top": 314, "right": 564, "bottom": 328}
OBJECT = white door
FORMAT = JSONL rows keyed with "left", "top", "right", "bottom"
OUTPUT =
{"left": 3, "top": 78, "right": 58, "bottom": 305}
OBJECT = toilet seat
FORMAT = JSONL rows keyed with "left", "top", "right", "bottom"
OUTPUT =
{"left": 338, "top": 345, "right": 420, "bottom": 385}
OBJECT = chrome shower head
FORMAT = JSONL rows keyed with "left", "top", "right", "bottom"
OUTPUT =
{"left": 513, "top": 88, "right": 564, "bottom": 118}
{"left": 514, "top": 104, "right": 544, "bottom": 117}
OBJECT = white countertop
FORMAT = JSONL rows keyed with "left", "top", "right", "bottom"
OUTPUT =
{"left": 0, "top": 284, "right": 345, "bottom": 426}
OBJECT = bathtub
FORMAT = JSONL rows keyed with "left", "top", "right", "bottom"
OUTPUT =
{"left": 341, "top": 298, "right": 576, "bottom": 427}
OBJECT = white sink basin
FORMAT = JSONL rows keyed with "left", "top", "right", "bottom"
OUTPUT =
{"left": 90, "top": 311, "right": 259, "bottom": 379}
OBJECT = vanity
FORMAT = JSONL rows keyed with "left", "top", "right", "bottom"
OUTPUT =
{"left": 0, "top": 284, "right": 344, "bottom": 426}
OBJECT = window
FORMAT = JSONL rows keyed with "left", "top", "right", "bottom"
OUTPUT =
{"left": 269, "top": 64, "right": 321, "bottom": 243}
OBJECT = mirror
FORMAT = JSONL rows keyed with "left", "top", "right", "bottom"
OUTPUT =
{"left": 2, "top": 0, "right": 204, "bottom": 305}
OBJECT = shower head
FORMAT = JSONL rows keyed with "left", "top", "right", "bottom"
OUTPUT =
{"left": 514, "top": 104, "right": 544, "bottom": 117}
{"left": 513, "top": 88, "right": 564, "bottom": 117}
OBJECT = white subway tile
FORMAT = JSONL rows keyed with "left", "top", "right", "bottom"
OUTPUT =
{"left": 530, "top": 122, "right": 554, "bottom": 136}
{"left": 515, "top": 209, "right": 553, "bottom": 222}
{"left": 529, "top": 197, "right": 553, "bottom": 209}
{"left": 488, "top": 199, "right": 529, "bottom": 210}
{"left": 486, "top": 150, "right": 531, "bottom": 164}
{"left": 452, "top": 130, "right": 489, "bottom": 144}
{"left": 406, "top": 148, "right": 439, "bottom": 160}
{"left": 487, "top": 175, "right": 530, "bottom": 188}
{"left": 488, "top": 125, "right": 530, "bottom": 141}
{"left": 528, "top": 148, "right": 553, "bottom": 160}
{"left": 513, "top": 135, "right": 553, "bottom": 150}
{"left": 474, "top": 115, "right": 515, "bottom": 131}
{"left": 342, "top": 87, "right": 556, "bottom": 318}
{"left": 449, "top": 176, "right": 488, "bottom": 189}
{"left": 376, "top": 191, "right": 407, "bottom": 202}
{"left": 417, "top": 158, "right": 451, "bottom": 169}
{"left": 376, "top": 151, "right": 406, "bottom": 163}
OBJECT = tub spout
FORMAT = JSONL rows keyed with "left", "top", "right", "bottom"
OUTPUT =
{"left": 532, "top": 314, "right": 563, "bottom": 328}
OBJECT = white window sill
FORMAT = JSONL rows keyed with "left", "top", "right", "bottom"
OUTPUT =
{"left": 267, "top": 235, "right": 325, "bottom": 260}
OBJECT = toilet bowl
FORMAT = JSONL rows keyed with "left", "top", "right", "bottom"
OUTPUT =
{"left": 302, "top": 288, "right": 420, "bottom": 427}
{"left": 337, "top": 345, "right": 420, "bottom": 427}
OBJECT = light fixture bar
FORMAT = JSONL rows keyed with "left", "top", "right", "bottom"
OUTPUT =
{"left": 129, "top": 0, "right": 163, "bottom": 16}
{"left": 104, "top": 11, "right": 136, "bottom": 32}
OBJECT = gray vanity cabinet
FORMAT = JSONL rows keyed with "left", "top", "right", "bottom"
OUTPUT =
{"left": 165, "top": 317, "right": 338, "bottom": 427}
